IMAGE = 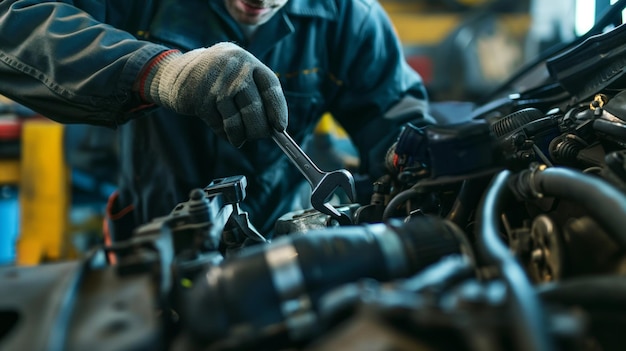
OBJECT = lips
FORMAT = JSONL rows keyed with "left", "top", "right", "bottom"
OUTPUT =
{"left": 239, "top": 0, "right": 270, "bottom": 16}
{"left": 242, "top": 0, "right": 264, "bottom": 8}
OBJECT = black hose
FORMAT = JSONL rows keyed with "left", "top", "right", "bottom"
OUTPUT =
{"left": 182, "top": 217, "right": 465, "bottom": 349}
{"left": 538, "top": 275, "right": 626, "bottom": 309}
{"left": 446, "top": 176, "right": 492, "bottom": 227}
{"left": 490, "top": 107, "right": 545, "bottom": 138}
{"left": 476, "top": 170, "right": 553, "bottom": 351}
{"left": 382, "top": 187, "right": 422, "bottom": 220}
{"left": 513, "top": 167, "right": 626, "bottom": 250}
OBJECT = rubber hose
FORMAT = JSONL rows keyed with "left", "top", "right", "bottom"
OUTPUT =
{"left": 382, "top": 187, "right": 422, "bottom": 220}
{"left": 517, "top": 167, "right": 626, "bottom": 250}
{"left": 490, "top": 107, "right": 544, "bottom": 138}
{"left": 538, "top": 275, "right": 626, "bottom": 309}
{"left": 446, "top": 176, "right": 492, "bottom": 227}
{"left": 182, "top": 216, "right": 464, "bottom": 349}
{"left": 477, "top": 170, "right": 553, "bottom": 351}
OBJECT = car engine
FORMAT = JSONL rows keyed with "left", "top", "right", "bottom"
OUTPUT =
{"left": 3, "top": 6, "right": 626, "bottom": 351}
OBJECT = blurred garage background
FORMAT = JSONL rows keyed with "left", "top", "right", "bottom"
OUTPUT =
{"left": 0, "top": 0, "right": 615, "bottom": 265}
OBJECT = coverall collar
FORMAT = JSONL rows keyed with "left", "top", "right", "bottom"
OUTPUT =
{"left": 208, "top": 0, "right": 337, "bottom": 57}
{"left": 283, "top": 0, "right": 338, "bottom": 20}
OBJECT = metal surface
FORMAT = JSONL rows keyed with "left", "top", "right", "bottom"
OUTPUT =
{"left": 0, "top": 261, "right": 81, "bottom": 351}
{"left": 205, "top": 176, "right": 266, "bottom": 244}
{"left": 271, "top": 129, "right": 356, "bottom": 225}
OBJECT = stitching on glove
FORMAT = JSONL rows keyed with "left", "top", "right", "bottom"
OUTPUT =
{"left": 137, "top": 49, "right": 181, "bottom": 102}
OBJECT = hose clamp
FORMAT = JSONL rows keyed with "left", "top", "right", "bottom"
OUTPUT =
{"left": 528, "top": 163, "right": 547, "bottom": 199}
{"left": 368, "top": 223, "right": 410, "bottom": 278}
{"left": 265, "top": 240, "right": 316, "bottom": 340}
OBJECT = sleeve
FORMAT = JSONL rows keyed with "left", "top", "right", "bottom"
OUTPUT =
{"left": 328, "top": 1, "right": 429, "bottom": 178}
{"left": 0, "top": 0, "right": 170, "bottom": 127}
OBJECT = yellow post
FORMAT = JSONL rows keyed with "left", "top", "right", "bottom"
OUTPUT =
{"left": 16, "top": 120, "right": 70, "bottom": 265}
{"left": 0, "top": 159, "right": 19, "bottom": 184}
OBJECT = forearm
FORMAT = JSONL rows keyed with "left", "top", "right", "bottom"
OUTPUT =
{"left": 0, "top": 0, "right": 169, "bottom": 127}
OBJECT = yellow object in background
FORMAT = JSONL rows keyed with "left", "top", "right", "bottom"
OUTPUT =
{"left": 314, "top": 113, "right": 349, "bottom": 138}
{"left": 0, "top": 160, "right": 19, "bottom": 184}
{"left": 16, "top": 120, "right": 72, "bottom": 265}
{"left": 312, "top": 113, "right": 360, "bottom": 171}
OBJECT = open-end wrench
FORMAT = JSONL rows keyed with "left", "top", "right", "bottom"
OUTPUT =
{"left": 272, "top": 129, "right": 356, "bottom": 225}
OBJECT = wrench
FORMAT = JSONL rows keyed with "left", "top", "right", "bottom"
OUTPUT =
{"left": 272, "top": 129, "right": 356, "bottom": 225}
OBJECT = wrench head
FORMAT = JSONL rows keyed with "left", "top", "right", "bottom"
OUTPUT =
{"left": 310, "top": 169, "right": 356, "bottom": 224}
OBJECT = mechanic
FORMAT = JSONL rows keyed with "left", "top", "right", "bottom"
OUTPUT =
{"left": 0, "top": 0, "right": 430, "bottom": 240}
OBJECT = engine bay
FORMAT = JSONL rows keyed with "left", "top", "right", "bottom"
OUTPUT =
{"left": 4, "top": 5, "right": 626, "bottom": 351}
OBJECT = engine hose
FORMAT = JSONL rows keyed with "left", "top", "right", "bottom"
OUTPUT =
{"left": 490, "top": 107, "right": 545, "bottom": 138}
{"left": 477, "top": 170, "right": 553, "bottom": 351}
{"left": 381, "top": 187, "right": 422, "bottom": 220}
{"left": 538, "top": 275, "right": 626, "bottom": 310}
{"left": 446, "top": 176, "right": 492, "bottom": 227}
{"left": 511, "top": 166, "right": 626, "bottom": 250}
{"left": 182, "top": 216, "right": 465, "bottom": 349}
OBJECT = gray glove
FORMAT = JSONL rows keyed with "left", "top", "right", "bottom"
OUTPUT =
{"left": 140, "top": 43, "right": 288, "bottom": 147}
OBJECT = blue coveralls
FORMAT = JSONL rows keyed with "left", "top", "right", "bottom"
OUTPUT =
{"left": 0, "top": 0, "right": 428, "bottom": 238}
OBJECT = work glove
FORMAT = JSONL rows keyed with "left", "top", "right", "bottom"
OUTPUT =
{"left": 138, "top": 43, "right": 288, "bottom": 147}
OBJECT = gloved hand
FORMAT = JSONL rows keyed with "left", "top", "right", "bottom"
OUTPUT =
{"left": 138, "top": 42, "right": 288, "bottom": 147}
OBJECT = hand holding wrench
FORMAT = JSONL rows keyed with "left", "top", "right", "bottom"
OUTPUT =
{"left": 272, "top": 129, "right": 356, "bottom": 225}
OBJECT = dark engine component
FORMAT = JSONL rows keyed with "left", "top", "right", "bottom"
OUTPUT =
{"left": 391, "top": 119, "right": 496, "bottom": 180}
{"left": 181, "top": 216, "right": 466, "bottom": 350}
